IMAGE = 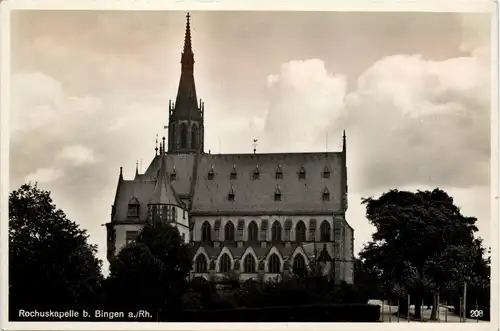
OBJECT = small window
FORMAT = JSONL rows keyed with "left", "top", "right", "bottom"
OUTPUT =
{"left": 275, "top": 165, "right": 283, "bottom": 179}
{"left": 127, "top": 204, "right": 139, "bottom": 218}
{"left": 125, "top": 231, "right": 138, "bottom": 245}
{"left": 298, "top": 166, "right": 306, "bottom": 180}
{"left": 127, "top": 197, "right": 140, "bottom": 218}
{"left": 228, "top": 186, "right": 235, "bottom": 201}
{"left": 208, "top": 166, "right": 215, "bottom": 180}
{"left": 322, "top": 187, "right": 330, "bottom": 201}
{"left": 322, "top": 166, "right": 331, "bottom": 179}
{"left": 274, "top": 186, "right": 282, "bottom": 201}
{"left": 230, "top": 165, "right": 237, "bottom": 180}
{"left": 252, "top": 166, "right": 260, "bottom": 180}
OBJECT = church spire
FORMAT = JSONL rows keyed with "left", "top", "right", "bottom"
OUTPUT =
{"left": 168, "top": 12, "right": 205, "bottom": 154}
{"left": 182, "top": 12, "right": 193, "bottom": 68}
{"left": 174, "top": 12, "right": 198, "bottom": 110}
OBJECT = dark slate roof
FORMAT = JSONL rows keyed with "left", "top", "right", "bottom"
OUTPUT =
{"left": 113, "top": 180, "right": 156, "bottom": 221}
{"left": 149, "top": 152, "right": 182, "bottom": 206}
{"left": 113, "top": 151, "right": 346, "bottom": 222}
{"left": 191, "top": 153, "right": 343, "bottom": 214}
{"left": 143, "top": 153, "right": 196, "bottom": 197}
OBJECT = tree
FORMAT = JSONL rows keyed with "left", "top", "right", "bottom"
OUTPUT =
{"left": 9, "top": 183, "right": 103, "bottom": 319}
{"left": 106, "top": 221, "right": 192, "bottom": 320}
{"left": 359, "top": 189, "right": 489, "bottom": 320}
{"left": 353, "top": 258, "right": 383, "bottom": 302}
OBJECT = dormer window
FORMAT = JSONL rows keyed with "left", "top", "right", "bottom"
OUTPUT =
{"left": 252, "top": 165, "right": 260, "bottom": 180}
{"left": 228, "top": 186, "right": 235, "bottom": 201}
{"left": 208, "top": 165, "right": 215, "bottom": 180}
{"left": 275, "top": 165, "right": 283, "bottom": 179}
{"left": 274, "top": 187, "right": 282, "bottom": 201}
{"left": 127, "top": 197, "right": 140, "bottom": 218}
{"left": 230, "top": 165, "right": 237, "bottom": 180}
{"left": 322, "top": 187, "right": 330, "bottom": 201}
{"left": 322, "top": 166, "right": 331, "bottom": 179}
{"left": 170, "top": 167, "right": 177, "bottom": 181}
{"left": 298, "top": 166, "right": 306, "bottom": 180}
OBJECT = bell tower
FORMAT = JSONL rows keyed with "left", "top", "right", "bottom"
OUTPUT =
{"left": 168, "top": 13, "right": 205, "bottom": 154}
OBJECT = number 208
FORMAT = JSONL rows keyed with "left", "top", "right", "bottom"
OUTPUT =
{"left": 470, "top": 310, "right": 484, "bottom": 318}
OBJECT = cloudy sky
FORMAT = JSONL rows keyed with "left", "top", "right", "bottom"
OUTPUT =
{"left": 8, "top": 10, "right": 491, "bottom": 273}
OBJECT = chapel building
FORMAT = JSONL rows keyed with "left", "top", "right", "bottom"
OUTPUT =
{"left": 105, "top": 13, "right": 355, "bottom": 284}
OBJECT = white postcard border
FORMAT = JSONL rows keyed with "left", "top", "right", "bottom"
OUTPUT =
{"left": 0, "top": 0, "right": 497, "bottom": 330}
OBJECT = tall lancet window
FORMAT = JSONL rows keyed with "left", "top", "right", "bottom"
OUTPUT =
{"left": 191, "top": 124, "right": 199, "bottom": 150}
{"left": 180, "top": 123, "right": 188, "bottom": 149}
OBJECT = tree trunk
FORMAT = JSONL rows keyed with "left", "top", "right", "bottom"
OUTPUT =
{"left": 414, "top": 295, "right": 422, "bottom": 320}
{"left": 430, "top": 293, "right": 438, "bottom": 320}
{"left": 398, "top": 297, "right": 408, "bottom": 316}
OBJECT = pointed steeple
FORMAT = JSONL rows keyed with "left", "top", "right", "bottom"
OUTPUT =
{"left": 167, "top": 13, "right": 205, "bottom": 154}
{"left": 173, "top": 12, "right": 199, "bottom": 119}
{"left": 182, "top": 12, "right": 193, "bottom": 68}
{"left": 149, "top": 144, "right": 180, "bottom": 206}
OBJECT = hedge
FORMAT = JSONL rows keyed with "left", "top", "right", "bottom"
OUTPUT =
{"left": 170, "top": 303, "right": 380, "bottom": 322}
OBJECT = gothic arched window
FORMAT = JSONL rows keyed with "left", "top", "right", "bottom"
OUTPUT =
{"left": 195, "top": 254, "right": 208, "bottom": 273}
{"left": 243, "top": 254, "right": 256, "bottom": 273}
{"left": 248, "top": 221, "right": 259, "bottom": 242}
{"left": 191, "top": 124, "right": 199, "bottom": 150}
{"left": 268, "top": 254, "right": 281, "bottom": 273}
{"left": 293, "top": 254, "right": 306, "bottom": 273}
{"left": 219, "top": 253, "right": 232, "bottom": 273}
{"left": 201, "top": 221, "right": 212, "bottom": 242}
{"left": 271, "top": 221, "right": 282, "bottom": 242}
{"left": 320, "top": 220, "right": 331, "bottom": 241}
{"left": 224, "top": 221, "right": 235, "bottom": 242}
{"left": 180, "top": 123, "right": 188, "bottom": 149}
{"left": 295, "top": 221, "right": 306, "bottom": 242}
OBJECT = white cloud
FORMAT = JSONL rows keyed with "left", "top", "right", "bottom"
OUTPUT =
{"left": 24, "top": 167, "right": 64, "bottom": 184}
{"left": 260, "top": 44, "right": 490, "bottom": 251}
{"left": 56, "top": 145, "right": 98, "bottom": 166}
{"left": 260, "top": 59, "right": 347, "bottom": 152}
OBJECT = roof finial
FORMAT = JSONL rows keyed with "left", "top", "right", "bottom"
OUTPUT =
{"left": 342, "top": 130, "right": 346, "bottom": 153}
{"left": 162, "top": 136, "right": 166, "bottom": 154}
{"left": 253, "top": 138, "right": 258, "bottom": 154}
{"left": 135, "top": 160, "right": 139, "bottom": 176}
{"left": 182, "top": 12, "right": 193, "bottom": 64}
{"left": 119, "top": 166, "right": 123, "bottom": 180}
{"left": 155, "top": 133, "right": 159, "bottom": 156}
